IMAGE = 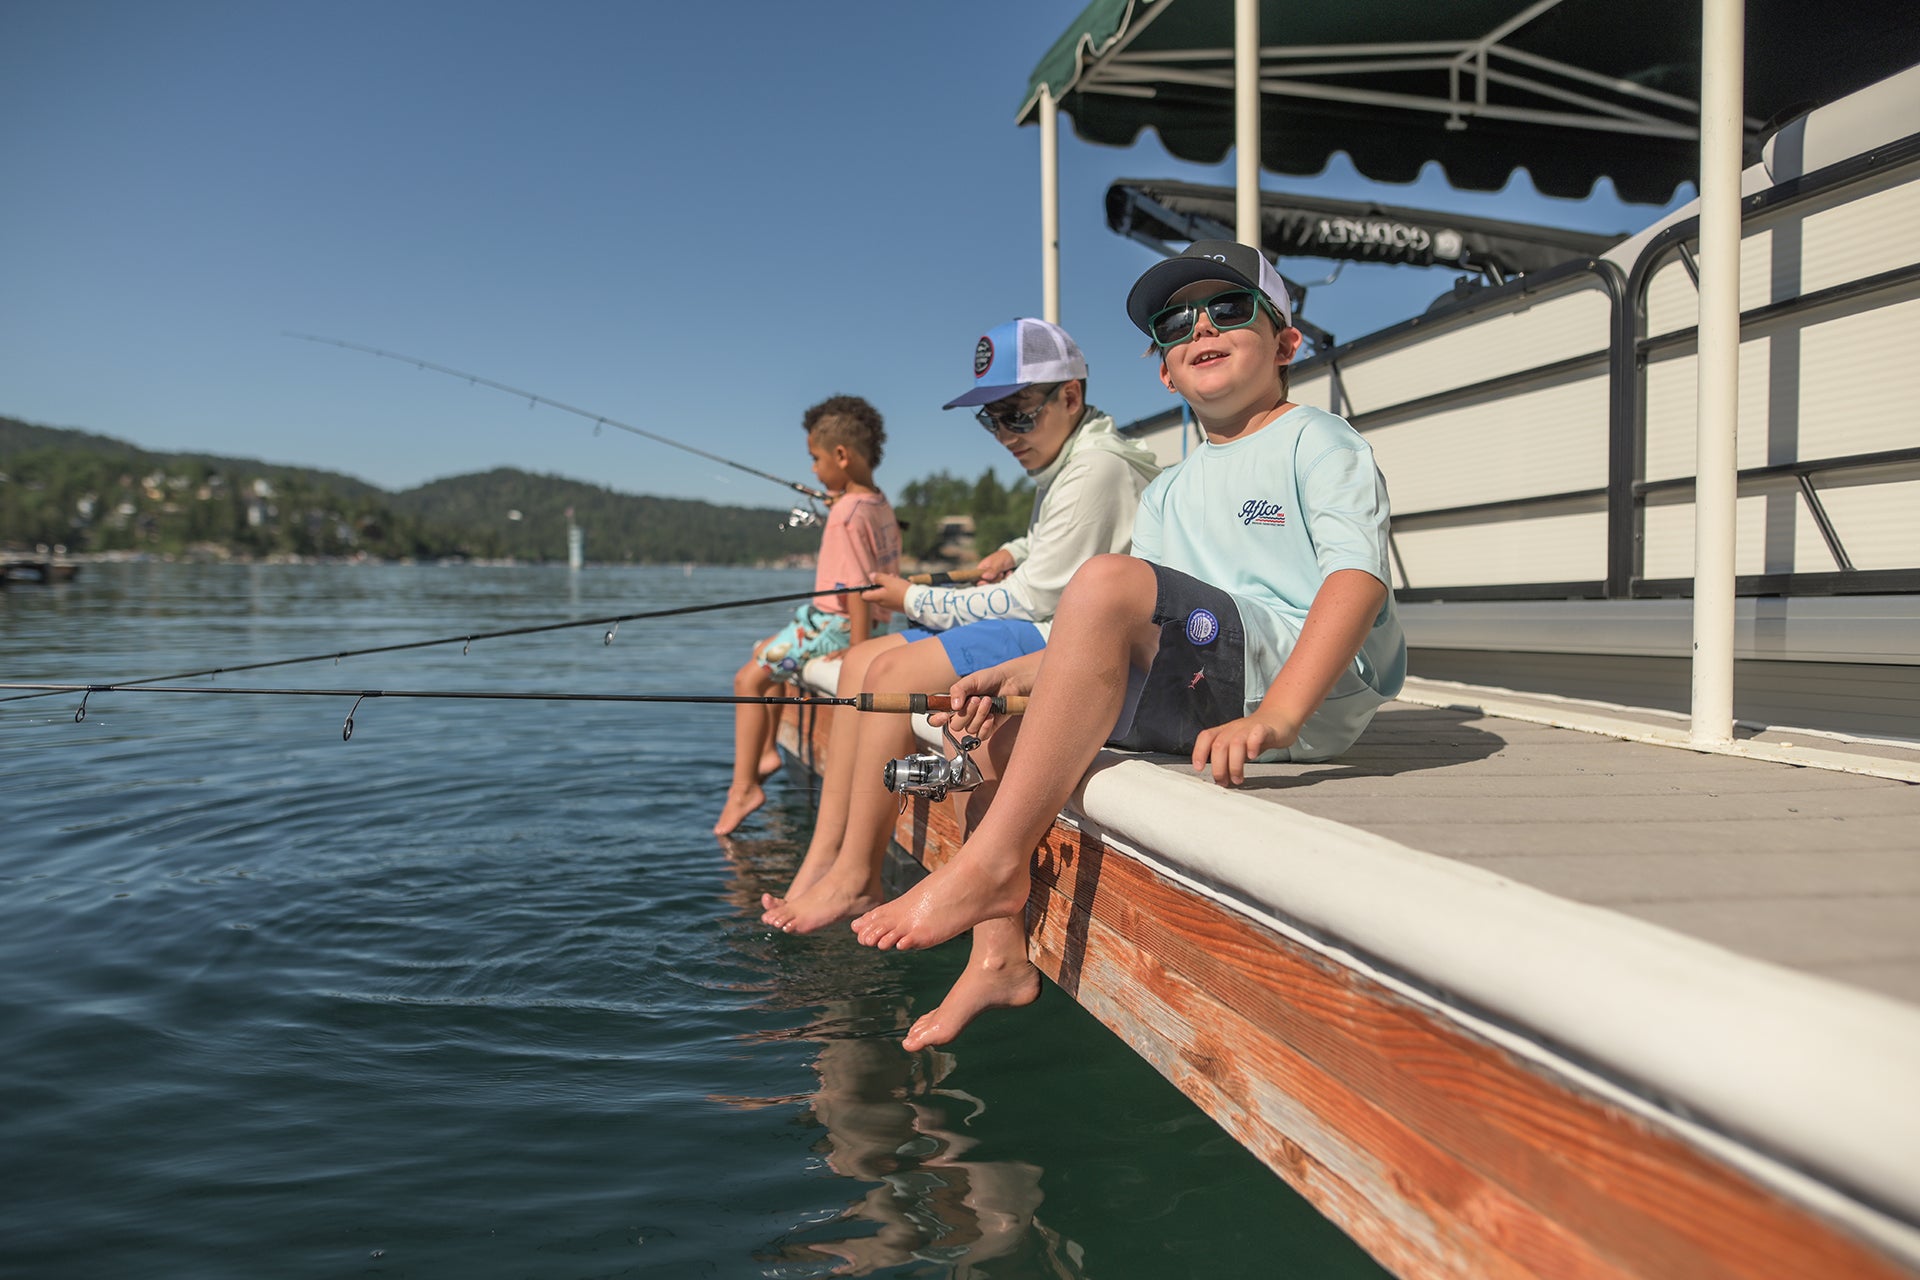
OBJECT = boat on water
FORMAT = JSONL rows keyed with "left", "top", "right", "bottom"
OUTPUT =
{"left": 782, "top": 5, "right": 1920, "bottom": 1277}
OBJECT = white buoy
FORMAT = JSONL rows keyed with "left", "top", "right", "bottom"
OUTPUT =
{"left": 566, "top": 507, "right": 583, "bottom": 572}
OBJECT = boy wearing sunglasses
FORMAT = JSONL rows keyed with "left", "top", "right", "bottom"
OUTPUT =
{"left": 759, "top": 317, "right": 1160, "bottom": 934}
{"left": 850, "top": 242, "right": 1405, "bottom": 1052}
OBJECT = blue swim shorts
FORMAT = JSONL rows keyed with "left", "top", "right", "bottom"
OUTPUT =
{"left": 894, "top": 617, "right": 1046, "bottom": 677}
{"left": 756, "top": 603, "right": 851, "bottom": 680}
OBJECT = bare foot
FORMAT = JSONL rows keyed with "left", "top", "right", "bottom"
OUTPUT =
{"left": 756, "top": 748, "right": 783, "bottom": 780}
{"left": 850, "top": 846, "right": 1031, "bottom": 952}
{"left": 766, "top": 875, "right": 880, "bottom": 935}
{"left": 903, "top": 950, "right": 1040, "bottom": 1051}
{"left": 713, "top": 782, "right": 766, "bottom": 836}
{"left": 759, "top": 840, "right": 838, "bottom": 921}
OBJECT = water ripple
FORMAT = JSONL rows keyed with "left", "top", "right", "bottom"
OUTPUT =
{"left": 1, "top": 564, "right": 1387, "bottom": 1280}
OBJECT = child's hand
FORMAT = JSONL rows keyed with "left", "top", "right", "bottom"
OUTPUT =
{"left": 927, "top": 653, "right": 1041, "bottom": 739}
{"left": 1191, "top": 711, "right": 1299, "bottom": 786}
{"left": 973, "top": 549, "right": 1016, "bottom": 582}
{"left": 861, "top": 574, "right": 909, "bottom": 611}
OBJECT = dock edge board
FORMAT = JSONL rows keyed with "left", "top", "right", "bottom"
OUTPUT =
{"left": 776, "top": 705, "right": 1920, "bottom": 1280}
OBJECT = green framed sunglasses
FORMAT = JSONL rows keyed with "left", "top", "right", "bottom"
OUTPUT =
{"left": 1146, "top": 288, "right": 1278, "bottom": 349}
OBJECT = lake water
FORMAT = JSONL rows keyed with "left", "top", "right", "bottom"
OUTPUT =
{"left": 0, "top": 563, "right": 1388, "bottom": 1279}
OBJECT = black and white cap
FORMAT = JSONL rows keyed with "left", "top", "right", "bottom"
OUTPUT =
{"left": 1125, "top": 239, "right": 1294, "bottom": 334}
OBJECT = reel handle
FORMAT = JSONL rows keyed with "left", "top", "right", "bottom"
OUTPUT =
{"left": 855, "top": 692, "right": 1028, "bottom": 716}
{"left": 904, "top": 567, "right": 985, "bottom": 586}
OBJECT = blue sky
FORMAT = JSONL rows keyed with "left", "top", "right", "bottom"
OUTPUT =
{"left": 1, "top": 1, "right": 1688, "bottom": 508}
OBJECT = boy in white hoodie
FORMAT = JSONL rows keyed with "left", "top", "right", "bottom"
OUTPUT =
{"left": 761, "top": 318, "right": 1159, "bottom": 934}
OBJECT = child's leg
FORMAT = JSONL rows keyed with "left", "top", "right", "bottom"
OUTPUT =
{"left": 715, "top": 649, "right": 780, "bottom": 835}
{"left": 853, "top": 555, "right": 1162, "bottom": 951}
{"left": 901, "top": 720, "right": 1039, "bottom": 1050}
{"left": 756, "top": 682, "right": 788, "bottom": 780}
{"left": 768, "top": 634, "right": 959, "bottom": 933}
{"left": 761, "top": 634, "right": 906, "bottom": 916}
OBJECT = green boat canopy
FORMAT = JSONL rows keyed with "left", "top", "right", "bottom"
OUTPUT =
{"left": 1021, "top": 0, "right": 1920, "bottom": 204}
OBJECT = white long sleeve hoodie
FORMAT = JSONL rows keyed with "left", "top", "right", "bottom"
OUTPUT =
{"left": 898, "top": 409, "right": 1160, "bottom": 635}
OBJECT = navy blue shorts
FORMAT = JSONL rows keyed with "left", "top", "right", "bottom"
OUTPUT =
{"left": 894, "top": 618, "right": 1047, "bottom": 677}
{"left": 1108, "top": 565, "right": 1250, "bottom": 754}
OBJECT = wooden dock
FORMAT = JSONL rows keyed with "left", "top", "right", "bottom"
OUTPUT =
{"left": 779, "top": 671, "right": 1920, "bottom": 1279}
{"left": 0, "top": 559, "right": 80, "bottom": 585}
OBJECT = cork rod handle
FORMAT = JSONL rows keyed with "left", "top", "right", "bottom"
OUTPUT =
{"left": 855, "top": 692, "right": 1029, "bottom": 715}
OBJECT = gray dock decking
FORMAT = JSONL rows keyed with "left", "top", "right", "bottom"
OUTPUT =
{"left": 1171, "top": 690, "right": 1920, "bottom": 1007}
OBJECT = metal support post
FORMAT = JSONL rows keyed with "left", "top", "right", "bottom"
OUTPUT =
{"left": 1690, "top": 0, "right": 1744, "bottom": 745}
{"left": 1040, "top": 85, "right": 1061, "bottom": 324}
{"left": 1234, "top": 0, "right": 1260, "bottom": 246}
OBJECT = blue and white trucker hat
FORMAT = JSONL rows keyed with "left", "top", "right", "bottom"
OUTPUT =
{"left": 1125, "top": 239, "right": 1295, "bottom": 334}
{"left": 942, "top": 317, "right": 1089, "bottom": 409}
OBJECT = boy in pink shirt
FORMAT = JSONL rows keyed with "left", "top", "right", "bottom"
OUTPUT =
{"left": 715, "top": 396, "right": 900, "bottom": 835}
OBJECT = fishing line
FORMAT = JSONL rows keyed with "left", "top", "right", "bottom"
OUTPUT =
{"left": 0, "top": 583, "right": 876, "bottom": 706}
{"left": 286, "top": 332, "right": 831, "bottom": 505}
{"left": 2, "top": 682, "right": 1027, "bottom": 741}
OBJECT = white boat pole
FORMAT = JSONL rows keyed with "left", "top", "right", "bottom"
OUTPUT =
{"left": 1040, "top": 84, "right": 1061, "bottom": 324}
{"left": 1234, "top": 0, "right": 1260, "bottom": 245}
{"left": 1690, "top": 0, "right": 1744, "bottom": 745}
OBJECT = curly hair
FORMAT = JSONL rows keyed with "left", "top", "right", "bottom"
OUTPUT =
{"left": 802, "top": 394, "right": 886, "bottom": 468}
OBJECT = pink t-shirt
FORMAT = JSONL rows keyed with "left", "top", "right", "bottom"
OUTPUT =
{"left": 814, "top": 491, "right": 901, "bottom": 620}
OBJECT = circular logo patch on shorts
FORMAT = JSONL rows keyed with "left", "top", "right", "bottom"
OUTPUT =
{"left": 1185, "top": 608, "right": 1219, "bottom": 646}
{"left": 973, "top": 336, "right": 994, "bottom": 377}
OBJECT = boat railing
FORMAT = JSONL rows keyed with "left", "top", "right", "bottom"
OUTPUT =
{"left": 1294, "top": 255, "right": 1626, "bottom": 603}
{"left": 1288, "top": 125, "right": 1920, "bottom": 609}
{"left": 1624, "top": 128, "right": 1920, "bottom": 600}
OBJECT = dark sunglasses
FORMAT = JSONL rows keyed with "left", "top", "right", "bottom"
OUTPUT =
{"left": 1147, "top": 288, "right": 1275, "bottom": 349}
{"left": 975, "top": 381, "right": 1064, "bottom": 434}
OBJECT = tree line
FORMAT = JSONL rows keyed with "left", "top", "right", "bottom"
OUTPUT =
{"left": 0, "top": 416, "right": 1033, "bottom": 566}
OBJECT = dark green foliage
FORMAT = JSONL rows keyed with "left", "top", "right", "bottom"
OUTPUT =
{"left": 390, "top": 469, "right": 799, "bottom": 564}
{"left": 0, "top": 414, "right": 1035, "bottom": 566}
{"left": 892, "top": 468, "right": 1033, "bottom": 562}
{"left": 0, "top": 415, "right": 797, "bottom": 564}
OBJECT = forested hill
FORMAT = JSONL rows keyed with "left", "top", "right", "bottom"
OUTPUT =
{"left": 392, "top": 469, "right": 802, "bottom": 564}
{"left": 0, "top": 415, "right": 386, "bottom": 500}
{"left": 0, "top": 415, "right": 804, "bottom": 564}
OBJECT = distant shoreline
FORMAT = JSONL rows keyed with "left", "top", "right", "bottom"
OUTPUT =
{"left": 8, "top": 548, "right": 819, "bottom": 571}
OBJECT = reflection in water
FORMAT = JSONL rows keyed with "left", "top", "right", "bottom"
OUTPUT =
{"left": 718, "top": 830, "right": 1083, "bottom": 1278}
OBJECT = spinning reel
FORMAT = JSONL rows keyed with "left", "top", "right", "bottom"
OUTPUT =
{"left": 882, "top": 723, "right": 984, "bottom": 802}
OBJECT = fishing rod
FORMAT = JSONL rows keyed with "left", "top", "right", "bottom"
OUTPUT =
{"left": 0, "top": 571, "right": 988, "bottom": 710}
{"left": 287, "top": 332, "right": 832, "bottom": 517}
{"left": 1, "top": 682, "right": 1027, "bottom": 741}
{"left": 0, "top": 583, "right": 875, "bottom": 707}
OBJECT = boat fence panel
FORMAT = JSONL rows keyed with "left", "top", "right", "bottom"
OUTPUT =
{"left": 1305, "top": 266, "right": 1619, "bottom": 597}
{"left": 1642, "top": 494, "right": 1846, "bottom": 580}
{"left": 1366, "top": 378, "right": 1611, "bottom": 513}
{"left": 1286, "top": 124, "right": 1920, "bottom": 609}
{"left": 1645, "top": 297, "right": 1920, "bottom": 484}
{"left": 1636, "top": 149, "right": 1920, "bottom": 594}
{"left": 1394, "top": 511, "right": 1607, "bottom": 591}
{"left": 1645, "top": 174, "right": 1920, "bottom": 338}
{"left": 1338, "top": 284, "right": 1610, "bottom": 414}
{"left": 1824, "top": 477, "right": 1920, "bottom": 572}
{"left": 1289, "top": 367, "right": 1337, "bottom": 415}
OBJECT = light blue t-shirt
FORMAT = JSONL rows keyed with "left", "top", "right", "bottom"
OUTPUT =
{"left": 1129, "top": 405, "right": 1407, "bottom": 759}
